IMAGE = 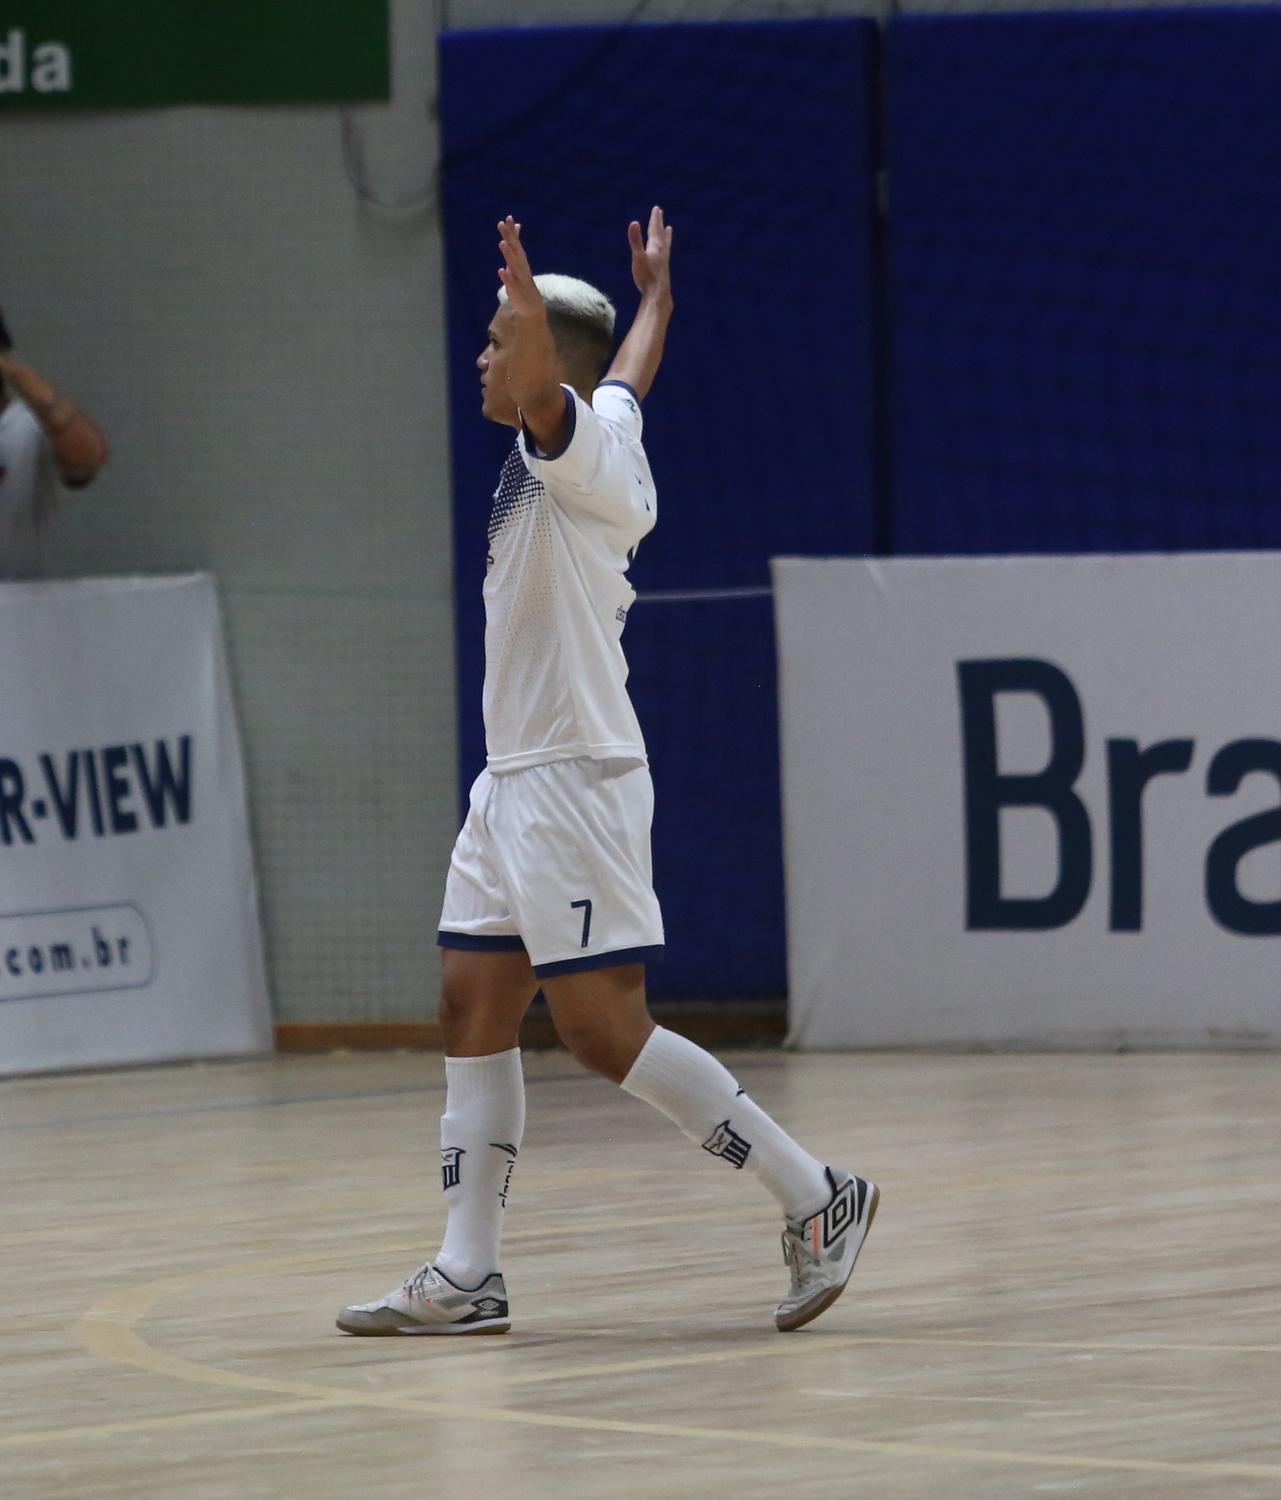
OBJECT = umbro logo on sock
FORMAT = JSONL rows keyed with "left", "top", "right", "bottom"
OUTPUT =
{"left": 702, "top": 1120, "right": 752, "bottom": 1169}
{"left": 441, "top": 1146, "right": 465, "bottom": 1191}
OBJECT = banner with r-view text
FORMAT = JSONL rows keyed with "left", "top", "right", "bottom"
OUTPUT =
{"left": 774, "top": 553, "right": 1281, "bottom": 1049}
{"left": 0, "top": 573, "right": 270, "bottom": 1072}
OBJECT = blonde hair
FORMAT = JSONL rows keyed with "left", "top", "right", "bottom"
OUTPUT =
{"left": 500, "top": 273, "right": 615, "bottom": 379}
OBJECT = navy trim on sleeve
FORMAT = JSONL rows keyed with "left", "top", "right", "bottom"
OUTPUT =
{"left": 437, "top": 931, "right": 527, "bottom": 953}
{"left": 533, "top": 944, "right": 664, "bottom": 979}
{"left": 521, "top": 385, "right": 576, "bottom": 462}
{"left": 595, "top": 379, "right": 641, "bottom": 404}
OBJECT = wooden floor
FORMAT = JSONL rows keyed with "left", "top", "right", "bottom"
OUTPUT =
{"left": 4, "top": 1048, "right": 1281, "bottom": 1498}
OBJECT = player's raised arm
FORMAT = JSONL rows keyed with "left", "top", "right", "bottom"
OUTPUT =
{"left": 496, "top": 217, "right": 571, "bottom": 454}
{"left": 604, "top": 207, "right": 674, "bottom": 403}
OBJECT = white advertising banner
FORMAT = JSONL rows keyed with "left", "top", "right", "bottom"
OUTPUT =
{"left": 774, "top": 553, "right": 1281, "bottom": 1049}
{"left": 0, "top": 573, "right": 271, "bottom": 1072}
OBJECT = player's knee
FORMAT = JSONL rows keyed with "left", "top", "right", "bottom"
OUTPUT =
{"left": 439, "top": 961, "right": 471, "bottom": 1012}
{"left": 437, "top": 983, "right": 465, "bottom": 1032}
{"left": 557, "top": 1022, "right": 629, "bottom": 1083}
{"left": 559, "top": 1018, "right": 652, "bottom": 1084}
{"left": 438, "top": 972, "right": 494, "bottom": 1044}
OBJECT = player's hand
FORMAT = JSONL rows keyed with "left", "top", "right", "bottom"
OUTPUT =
{"left": 628, "top": 206, "right": 673, "bottom": 307}
{"left": 497, "top": 217, "right": 546, "bottom": 320}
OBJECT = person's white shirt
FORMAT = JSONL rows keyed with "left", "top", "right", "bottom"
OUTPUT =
{"left": 482, "top": 379, "right": 657, "bottom": 773}
{"left": 0, "top": 397, "right": 58, "bottom": 579}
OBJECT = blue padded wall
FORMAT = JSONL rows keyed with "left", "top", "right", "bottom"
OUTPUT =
{"left": 888, "top": 9, "right": 1281, "bottom": 555}
{"left": 439, "top": 19, "right": 877, "bottom": 996}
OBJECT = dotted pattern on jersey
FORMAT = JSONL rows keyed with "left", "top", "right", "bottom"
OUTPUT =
{"left": 488, "top": 445, "right": 542, "bottom": 547}
{"left": 483, "top": 442, "right": 575, "bottom": 758}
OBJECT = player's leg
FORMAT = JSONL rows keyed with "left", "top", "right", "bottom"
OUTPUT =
{"left": 439, "top": 944, "right": 536, "bottom": 1054}
{"left": 337, "top": 778, "right": 535, "bottom": 1337}
{"left": 536, "top": 960, "right": 652, "bottom": 1081}
{"left": 543, "top": 961, "right": 833, "bottom": 1213}
{"left": 509, "top": 755, "right": 877, "bottom": 1330}
{"left": 434, "top": 947, "right": 537, "bottom": 1288}
{"left": 540, "top": 963, "right": 879, "bottom": 1331}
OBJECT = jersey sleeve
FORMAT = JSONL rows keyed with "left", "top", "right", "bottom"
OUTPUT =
{"left": 521, "top": 384, "right": 654, "bottom": 540}
{"left": 592, "top": 380, "right": 644, "bottom": 437}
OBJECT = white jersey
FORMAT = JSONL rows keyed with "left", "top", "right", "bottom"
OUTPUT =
{"left": 0, "top": 398, "right": 57, "bottom": 579}
{"left": 482, "top": 380, "right": 657, "bottom": 773}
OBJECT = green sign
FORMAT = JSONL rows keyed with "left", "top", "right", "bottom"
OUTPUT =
{"left": 0, "top": 1, "right": 388, "bottom": 109}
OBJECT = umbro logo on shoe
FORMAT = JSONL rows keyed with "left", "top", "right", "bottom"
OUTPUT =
{"left": 776, "top": 1172, "right": 880, "bottom": 1332}
{"left": 820, "top": 1177, "right": 862, "bottom": 1249}
{"left": 702, "top": 1119, "right": 752, "bottom": 1169}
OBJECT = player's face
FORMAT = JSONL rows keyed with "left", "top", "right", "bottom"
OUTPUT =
{"left": 477, "top": 305, "right": 522, "bottom": 428}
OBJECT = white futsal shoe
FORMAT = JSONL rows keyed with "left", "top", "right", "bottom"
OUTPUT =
{"left": 336, "top": 1262, "right": 511, "bottom": 1336}
{"left": 775, "top": 1168, "right": 879, "bottom": 1333}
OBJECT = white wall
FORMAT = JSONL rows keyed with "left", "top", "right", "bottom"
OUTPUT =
{"left": 0, "top": 2, "right": 454, "bottom": 1023}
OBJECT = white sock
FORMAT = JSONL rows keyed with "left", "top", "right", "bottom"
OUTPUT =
{"left": 435, "top": 1048, "right": 525, "bottom": 1289}
{"left": 620, "top": 1026, "right": 831, "bottom": 1221}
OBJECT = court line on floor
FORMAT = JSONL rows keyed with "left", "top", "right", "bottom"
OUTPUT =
{"left": 420, "top": 1328, "right": 1281, "bottom": 1396}
{"left": 66, "top": 1306, "right": 1281, "bottom": 1482}
{"left": 6, "top": 1163, "right": 1224, "bottom": 1250}
{"left": 0, "top": 1168, "right": 689, "bottom": 1248}
{"left": 55, "top": 1205, "right": 778, "bottom": 1284}
{"left": 0, "top": 1069, "right": 594, "bottom": 1135}
{"left": 53, "top": 1245, "right": 1281, "bottom": 1482}
{"left": 17, "top": 1167, "right": 1127, "bottom": 1261}
{"left": 72, "top": 1221, "right": 1281, "bottom": 1361}
{"left": 0, "top": 1400, "right": 341, "bottom": 1451}
{"left": 0, "top": 1052, "right": 789, "bottom": 1136}
{"left": 20, "top": 1374, "right": 1281, "bottom": 1484}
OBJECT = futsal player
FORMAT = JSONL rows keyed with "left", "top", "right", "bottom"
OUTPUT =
{"left": 339, "top": 209, "right": 877, "bottom": 1337}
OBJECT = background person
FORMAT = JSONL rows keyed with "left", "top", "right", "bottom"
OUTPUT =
{"left": 0, "top": 325, "right": 109, "bottom": 578}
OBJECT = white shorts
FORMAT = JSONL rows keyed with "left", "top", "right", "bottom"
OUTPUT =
{"left": 437, "top": 757, "right": 665, "bottom": 978}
